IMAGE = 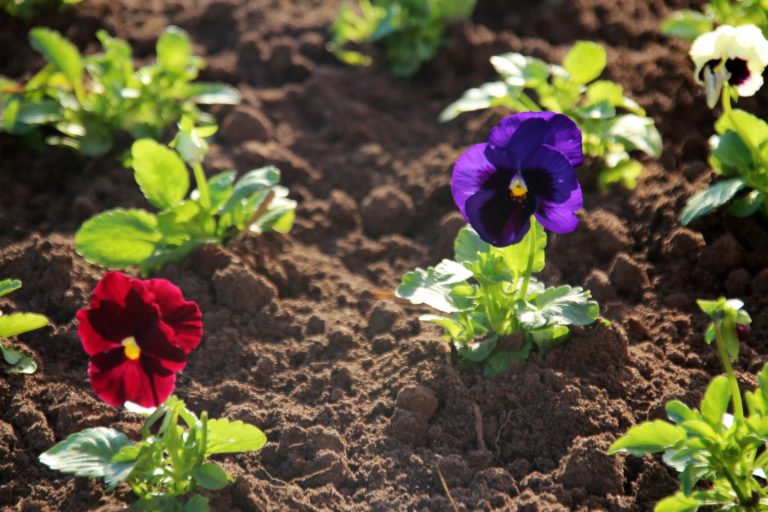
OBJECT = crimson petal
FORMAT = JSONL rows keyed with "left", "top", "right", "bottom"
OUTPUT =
{"left": 89, "top": 350, "right": 176, "bottom": 408}
{"left": 144, "top": 279, "right": 203, "bottom": 354}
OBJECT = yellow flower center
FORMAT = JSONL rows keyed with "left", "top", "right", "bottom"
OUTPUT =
{"left": 509, "top": 177, "right": 528, "bottom": 201}
{"left": 122, "top": 336, "right": 141, "bottom": 361}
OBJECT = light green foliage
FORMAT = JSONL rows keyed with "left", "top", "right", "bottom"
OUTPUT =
{"left": 330, "top": 0, "right": 476, "bottom": 76}
{"left": 75, "top": 129, "right": 296, "bottom": 274}
{"left": 396, "top": 224, "right": 598, "bottom": 375}
{"left": 0, "top": 26, "right": 240, "bottom": 156}
{"left": 0, "top": 0, "right": 80, "bottom": 19}
{"left": 440, "top": 41, "right": 662, "bottom": 190}
{"left": 680, "top": 108, "right": 768, "bottom": 224}
{"left": 661, "top": 0, "right": 768, "bottom": 41}
{"left": 610, "top": 300, "right": 768, "bottom": 512}
{"left": 40, "top": 396, "right": 267, "bottom": 512}
{"left": 0, "top": 278, "right": 48, "bottom": 374}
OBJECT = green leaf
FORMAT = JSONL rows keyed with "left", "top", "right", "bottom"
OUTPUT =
{"left": 563, "top": 41, "right": 606, "bottom": 85}
{"left": 156, "top": 26, "right": 193, "bottom": 73}
{"left": 205, "top": 418, "right": 267, "bottom": 456}
{"left": 715, "top": 109, "right": 768, "bottom": 147}
{"left": 29, "top": 28, "right": 84, "bottom": 102}
{"left": 711, "top": 131, "right": 753, "bottom": 169}
{"left": 131, "top": 139, "right": 190, "bottom": 210}
{"left": 396, "top": 259, "right": 473, "bottom": 313}
{"left": 598, "top": 159, "right": 643, "bottom": 190}
{"left": 454, "top": 226, "right": 490, "bottom": 263}
{"left": 609, "top": 114, "right": 662, "bottom": 157}
{"left": 75, "top": 209, "right": 161, "bottom": 269}
{"left": 0, "top": 313, "right": 48, "bottom": 339}
{"left": 490, "top": 53, "right": 550, "bottom": 87}
{"left": 0, "top": 279, "right": 21, "bottom": 297}
{"left": 182, "top": 495, "right": 210, "bottom": 512}
{"left": 700, "top": 376, "right": 731, "bottom": 426}
{"left": 439, "top": 81, "right": 516, "bottom": 122}
{"left": 39, "top": 427, "right": 135, "bottom": 489}
{"left": 420, "top": 314, "right": 465, "bottom": 340}
{"left": 220, "top": 167, "right": 281, "bottom": 215}
{"left": 456, "top": 335, "right": 498, "bottom": 362}
{"left": 680, "top": 178, "right": 746, "bottom": 226}
{"left": 681, "top": 420, "right": 718, "bottom": 442}
{"left": 729, "top": 190, "right": 763, "bottom": 218}
{"left": 518, "top": 285, "right": 599, "bottom": 329}
{"left": 191, "top": 462, "right": 230, "bottom": 490}
{"left": 666, "top": 400, "right": 696, "bottom": 424}
{"left": 500, "top": 221, "right": 547, "bottom": 274}
{"left": 188, "top": 83, "right": 242, "bottom": 105}
{"left": 660, "top": 10, "right": 713, "bottom": 41}
{"left": 483, "top": 346, "right": 532, "bottom": 376}
{"left": 654, "top": 492, "right": 701, "bottom": 512}
{"left": 528, "top": 324, "right": 570, "bottom": 354}
{"left": 608, "top": 420, "right": 686, "bottom": 456}
{"left": 1, "top": 344, "right": 37, "bottom": 374}
{"left": 586, "top": 80, "right": 625, "bottom": 106}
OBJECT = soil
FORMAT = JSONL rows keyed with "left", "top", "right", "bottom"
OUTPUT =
{"left": 2, "top": 0, "right": 768, "bottom": 510}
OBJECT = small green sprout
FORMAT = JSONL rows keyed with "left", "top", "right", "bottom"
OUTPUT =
{"left": 0, "top": 278, "right": 48, "bottom": 374}
{"left": 40, "top": 396, "right": 267, "bottom": 512}
{"left": 440, "top": 41, "right": 662, "bottom": 190}
{"left": 396, "top": 223, "right": 598, "bottom": 375}
{"left": 0, "top": 26, "right": 240, "bottom": 156}
{"left": 329, "top": 0, "right": 476, "bottom": 77}
{"left": 75, "top": 121, "right": 296, "bottom": 274}
{"left": 610, "top": 299, "right": 768, "bottom": 512}
{"left": 662, "top": 0, "right": 768, "bottom": 42}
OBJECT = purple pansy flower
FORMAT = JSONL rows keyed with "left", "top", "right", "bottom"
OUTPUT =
{"left": 451, "top": 112, "right": 584, "bottom": 247}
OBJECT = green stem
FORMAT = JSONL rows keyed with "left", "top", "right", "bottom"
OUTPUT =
{"left": 517, "top": 220, "right": 537, "bottom": 301}
{"left": 518, "top": 92, "right": 541, "bottom": 112}
{"left": 714, "top": 322, "right": 744, "bottom": 423}
{"left": 192, "top": 163, "right": 211, "bottom": 211}
{"left": 718, "top": 461, "right": 752, "bottom": 508}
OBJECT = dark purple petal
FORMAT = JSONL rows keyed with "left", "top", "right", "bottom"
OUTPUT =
{"left": 487, "top": 112, "right": 583, "bottom": 167}
{"left": 136, "top": 322, "right": 188, "bottom": 373}
{"left": 534, "top": 185, "right": 583, "bottom": 234}
{"left": 465, "top": 189, "right": 536, "bottom": 246}
{"left": 521, "top": 145, "right": 578, "bottom": 204}
{"left": 144, "top": 279, "right": 203, "bottom": 355}
{"left": 89, "top": 350, "right": 176, "bottom": 408}
{"left": 451, "top": 143, "right": 499, "bottom": 219}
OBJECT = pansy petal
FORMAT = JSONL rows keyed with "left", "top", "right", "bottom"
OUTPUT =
{"left": 136, "top": 322, "right": 188, "bottom": 373}
{"left": 90, "top": 271, "right": 134, "bottom": 308}
{"left": 77, "top": 303, "right": 132, "bottom": 356}
{"left": 487, "top": 112, "right": 583, "bottom": 167}
{"left": 735, "top": 71, "right": 764, "bottom": 97}
{"left": 535, "top": 185, "right": 583, "bottom": 234}
{"left": 89, "top": 351, "right": 176, "bottom": 408}
{"left": 521, "top": 145, "right": 579, "bottom": 204}
{"left": 465, "top": 188, "right": 535, "bottom": 246}
{"left": 144, "top": 279, "right": 203, "bottom": 354}
{"left": 451, "top": 143, "right": 498, "bottom": 219}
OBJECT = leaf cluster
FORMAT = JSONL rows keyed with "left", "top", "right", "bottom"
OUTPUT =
{"left": 681, "top": 108, "right": 768, "bottom": 225}
{"left": 609, "top": 364, "right": 768, "bottom": 511}
{"left": 330, "top": 0, "right": 476, "bottom": 76}
{"left": 440, "top": 41, "right": 662, "bottom": 189}
{"left": 75, "top": 136, "right": 296, "bottom": 274}
{"left": 662, "top": 0, "right": 768, "bottom": 41}
{"left": 0, "top": 0, "right": 80, "bottom": 19}
{"left": 396, "top": 224, "right": 598, "bottom": 375}
{"left": 0, "top": 26, "right": 239, "bottom": 156}
{"left": 0, "top": 278, "right": 48, "bottom": 374}
{"left": 39, "top": 396, "right": 267, "bottom": 512}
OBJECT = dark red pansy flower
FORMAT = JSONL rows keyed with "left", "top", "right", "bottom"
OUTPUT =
{"left": 76, "top": 271, "right": 203, "bottom": 408}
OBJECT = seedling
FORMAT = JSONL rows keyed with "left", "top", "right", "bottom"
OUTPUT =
{"left": 330, "top": 0, "right": 476, "bottom": 76}
{"left": 0, "top": 26, "right": 240, "bottom": 156}
{"left": 610, "top": 299, "right": 768, "bottom": 512}
{"left": 680, "top": 25, "right": 768, "bottom": 224}
{"left": 0, "top": 278, "right": 48, "bottom": 374}
{"left": 441, "top": 41, "right": 662, "bottom": 189}
{"left": 75, "top": 120, "right": 296, "bottom": 274}
{"left": 397, "top": 113, "right": 599, "bottom": 375}
{"left": 662, "top": 0, "right": 768, "bottom": 41}
{"left": 40, "top": 272, "right": 266, "bottom": 512}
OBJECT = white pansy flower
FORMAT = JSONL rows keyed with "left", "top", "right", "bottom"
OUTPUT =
{"left": 690, "top": 24, "right": 768, "bottom": 108}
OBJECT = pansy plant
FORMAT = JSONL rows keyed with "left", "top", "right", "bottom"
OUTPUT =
{"left": 75, "top": 120, "right": 296, "bottom": 274}
{"left": 680, "top": 25, "right": 768, "bottom": 224}
{"left": 662, "top": 0, "right": 768, "bottom": 42}
{"left": 441, "top": 41, "right": 662, "bottom": 189}
{"left": 330, "top": 0, "right": 476, "bottom": 77}
{"left": 40, "top": 272, "right": 267, "bottom": 512}
{"left": 610, "top": 299, "right": 768, "bottom": 512}
{"left": 0, "top": 278, "right": 48, "bottom": 374}
{"left": 397, "top": 113, "right": 599, "bottom": 375}
{"left": 0, "top": 26, "right": 239, "bottom": 156}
